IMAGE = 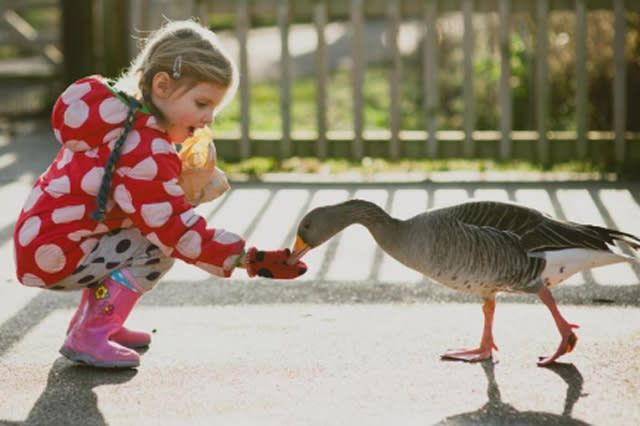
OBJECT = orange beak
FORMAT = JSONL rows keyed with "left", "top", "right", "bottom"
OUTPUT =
{"left": 288, "top": 235, "right": 311, "bottom": 265}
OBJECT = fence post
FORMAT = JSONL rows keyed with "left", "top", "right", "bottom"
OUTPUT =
{"left": 536, "top": 0, "right": 549, "bottom": 166}
{"left": 424, "top": 0, "right": 438, "bottom": 158}
{"left": 351, "top": 0, "right": 364, "bottom": 160}
{"left": 278, "top": 0, "right": 292, "bottom": 158}
{"left": 462, "top": 0, "right": 474, "bottom": 158}
{"left": 314, "top": 0, "right": 328, "bottom": 159}
{"left": 575, "top": 0, "right": 587, "bottom": 160}
{"left": 61, "top": 0, "right": 94, "bottom": 85}
{"left": 236, "top": 0, "right": 251, "bottom": 159}
{"left": 194, "top": 0, "right": 210, "bottom": 23}
{"left": 613, "top": 0, "right": 626, "bottom": 166}
{"left": 498, "top": 0, "right": 511, "bottom": 160}
{"left": 388, "top": 0, "right": 401, "bottom": 160}
{"left": 101, "top": 0, "right": 131, "bottom": 79}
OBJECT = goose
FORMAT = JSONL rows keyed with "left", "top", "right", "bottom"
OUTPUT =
{"left": 288, "top": 199, "right": 640, "bottom": 366}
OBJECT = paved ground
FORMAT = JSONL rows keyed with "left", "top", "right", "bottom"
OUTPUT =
{"left": 1, "top": 122, "right": 640, "bottom": 425}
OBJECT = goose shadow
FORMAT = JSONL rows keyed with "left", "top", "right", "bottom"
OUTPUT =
{"left": 0, "top": 357, "right": 137, "bottom": 426}
{"left": 433, "top": 360, "right": 591, "bottom": 426}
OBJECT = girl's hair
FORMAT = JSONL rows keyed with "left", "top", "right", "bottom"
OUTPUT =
{"left": 115, "top": 19, "right": 238, "bottom": 122}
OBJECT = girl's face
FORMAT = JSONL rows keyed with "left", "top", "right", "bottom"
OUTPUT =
{"left": 151, "top": 72, "right": 228, "bottom": 143}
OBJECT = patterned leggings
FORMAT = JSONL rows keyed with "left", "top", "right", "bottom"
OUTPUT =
{"left": 50, "top": 228, "right": 174, "bottom": 292}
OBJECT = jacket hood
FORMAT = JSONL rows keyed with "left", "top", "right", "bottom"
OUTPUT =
{"left": 51, "top": 76, "right": 153, "bottom": 153}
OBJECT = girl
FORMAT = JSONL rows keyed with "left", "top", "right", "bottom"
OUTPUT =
{"left": 13, "top": 20, "right": 306, "bottom": 368}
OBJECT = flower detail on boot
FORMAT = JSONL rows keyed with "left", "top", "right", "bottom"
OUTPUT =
{"left": 103, "top": 303, "right": 115, "bottom": 316}
{"left": 95, "top": 284, "right": 110, "bottom": 300}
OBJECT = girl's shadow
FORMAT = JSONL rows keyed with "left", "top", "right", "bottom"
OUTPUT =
{"left": 0, "top": 357, "right": 137, "bottom": 426}
{"left": 434, "top": 360, "right": 591, "bottom": 425}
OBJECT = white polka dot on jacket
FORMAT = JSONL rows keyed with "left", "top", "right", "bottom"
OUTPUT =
{"left": 13, "top": 76, "right": 245, "bottom": 287}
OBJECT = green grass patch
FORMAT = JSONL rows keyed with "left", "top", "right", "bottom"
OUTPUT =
{"left": 214, "top": 67, "right": 410, "bottom": 133}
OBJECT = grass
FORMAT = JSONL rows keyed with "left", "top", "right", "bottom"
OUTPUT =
{"left": 214, "top": 67, "right": 408, "bottom": 133}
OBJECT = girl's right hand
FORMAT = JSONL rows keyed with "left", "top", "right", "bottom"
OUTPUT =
{"left": 244, "top": 247, "right": 307, "bottom": 279}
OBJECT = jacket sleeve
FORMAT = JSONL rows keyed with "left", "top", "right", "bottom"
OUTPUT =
{"left": 111, "top": 135, "right": 245, "bottom": 278}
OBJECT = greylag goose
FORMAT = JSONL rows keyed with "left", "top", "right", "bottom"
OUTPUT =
{"left": 289, "top": 199, "right": 640, "bottom": 365}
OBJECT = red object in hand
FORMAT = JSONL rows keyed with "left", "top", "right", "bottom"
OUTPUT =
{"left": 245, "top": 247, "right": 307, "bottom": 279}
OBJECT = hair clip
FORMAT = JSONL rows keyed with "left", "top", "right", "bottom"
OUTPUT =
{"left": 172, "top": 55, "right": 183, "bottom": 79}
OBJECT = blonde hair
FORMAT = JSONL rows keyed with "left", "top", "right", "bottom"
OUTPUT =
{"left": 115, "top": 19, "right": 238, "bottom": 120}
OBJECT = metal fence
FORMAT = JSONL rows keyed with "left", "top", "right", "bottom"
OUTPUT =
{"left": 2, "top": 0, "right": 639, "bottom": 166}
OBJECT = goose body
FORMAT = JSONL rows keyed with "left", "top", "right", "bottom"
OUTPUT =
{"left": 352, "top": 200, "right": 633, "bottom": 298}
{"left": 291, "top": 199, "right": 640, "bottom": 365}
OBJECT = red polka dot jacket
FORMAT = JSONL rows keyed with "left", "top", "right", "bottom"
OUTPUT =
{"left": 13, "top": 76, "right": 245, "bottom": 287}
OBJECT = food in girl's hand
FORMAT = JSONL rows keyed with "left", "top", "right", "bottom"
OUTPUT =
{"left": 178, "top": 126, "right": 230, "bottom": 205}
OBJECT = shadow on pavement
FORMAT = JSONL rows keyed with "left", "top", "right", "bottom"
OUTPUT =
{"left": 0, "top": 291, "right": 75, "bottom": 359}
{"left": 0, "top": 358, "right": 137, "bottom": 426}
{"left": 434, "top": 360, "right": 591, "bottom": 426}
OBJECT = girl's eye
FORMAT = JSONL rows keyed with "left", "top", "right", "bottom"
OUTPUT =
{"left": 196, "top": 101, "right": 208, "bottom": 108}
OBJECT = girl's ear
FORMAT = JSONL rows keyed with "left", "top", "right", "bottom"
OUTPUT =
{"left": 151, "top": 71, "right": 173, "bottom": 99}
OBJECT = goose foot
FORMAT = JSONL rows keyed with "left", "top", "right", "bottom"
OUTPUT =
{"left": 537, "top": 288, "right": 579, "bottom": 366}
{"left": 537, "top": 330, "right": 578, "bottom": 367}
{"left": 442, "top": 298, "right": 498, "bottom": 363}
{"left": 441, "top": 343, "right": 497, "bottom": 363}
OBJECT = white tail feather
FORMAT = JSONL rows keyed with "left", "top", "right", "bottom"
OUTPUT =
{"left": 536, "top": 248, "right": 634, "bottom": 287}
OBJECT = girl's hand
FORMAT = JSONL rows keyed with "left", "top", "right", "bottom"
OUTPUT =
{"left": 244, "top": 247, "right": 307, "bottom": 279}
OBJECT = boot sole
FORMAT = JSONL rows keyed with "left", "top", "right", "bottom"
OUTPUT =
{"left": 118, "top": 339, "right": 150, "bottom": 349}
{"left": 59, "top": 346, "right": 140, "bottom": 368}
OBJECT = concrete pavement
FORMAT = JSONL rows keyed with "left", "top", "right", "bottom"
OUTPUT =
{"left": 1, "top": 122, "right": 640, "bottom": 425}
{"left": 2, "top": 301, "right": 640, "bottom": 425}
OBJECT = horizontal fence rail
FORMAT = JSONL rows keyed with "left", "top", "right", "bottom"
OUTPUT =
{"left": 2, "top": 0, "right": 640, "bottom": 168}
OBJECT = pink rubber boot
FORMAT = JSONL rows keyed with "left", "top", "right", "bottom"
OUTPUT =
{"left": 67, "top": 287, "right": 151, "bottom": 348}
{"left": 60, "top": 272, "right": 146, "bottom": 368}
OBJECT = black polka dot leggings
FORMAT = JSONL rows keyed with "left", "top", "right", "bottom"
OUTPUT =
{"left": 50, "top": 228, "right": 175, "bottom": 292}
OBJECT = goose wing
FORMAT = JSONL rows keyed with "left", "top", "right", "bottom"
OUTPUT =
{"left": 442, "top": 200, "right": 640, "bottom": 253}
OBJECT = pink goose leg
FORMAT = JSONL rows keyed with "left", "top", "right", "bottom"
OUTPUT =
{"left": 441, "top": 297, "right": 499, "bottom": 362}
{"left": 536, "top": 287, "right": 579, "bottom": 366}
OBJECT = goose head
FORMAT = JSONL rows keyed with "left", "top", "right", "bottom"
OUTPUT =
{"left": 288, "top": 199, "right": 387, "bottom": 264}
{"left": 289, "top": 203, "right": 347, "bottom": 264}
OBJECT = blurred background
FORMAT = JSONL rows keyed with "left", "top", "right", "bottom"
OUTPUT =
{"left": 1, "top": 0, "right": 639, "bottom": 173}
